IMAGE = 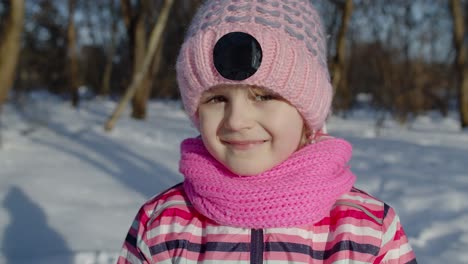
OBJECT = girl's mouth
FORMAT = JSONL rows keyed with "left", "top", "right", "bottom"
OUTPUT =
{"left": 221, "top": 140, "right": 267, "bottom": 150}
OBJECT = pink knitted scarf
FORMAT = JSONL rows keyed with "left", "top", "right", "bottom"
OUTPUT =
{"left": 180, "top": 137, "right": 356, "bottom": 229}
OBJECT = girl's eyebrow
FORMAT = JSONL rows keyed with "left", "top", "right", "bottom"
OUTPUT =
{"left": 202, "top": 90, "right": 221, "bottom": 97}
{"left": 201, "top": 88, "right": 227, "bottom": 99}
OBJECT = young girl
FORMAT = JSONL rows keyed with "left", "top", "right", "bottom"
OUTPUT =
{"left": 118, "top": 0, "right": 417, "bottom": 263}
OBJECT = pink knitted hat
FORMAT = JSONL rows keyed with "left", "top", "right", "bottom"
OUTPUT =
{"left": 176, "top": 0, "right": 332, "bottom": 131}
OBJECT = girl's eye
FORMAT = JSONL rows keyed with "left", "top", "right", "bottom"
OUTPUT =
{"left": 254, "top": 94, "right": 276, "bottom": 101}
{"left": 205, "top": 95, "right": 226, "bottom": 103}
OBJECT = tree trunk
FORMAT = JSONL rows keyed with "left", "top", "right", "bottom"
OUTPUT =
{"left": 131, "top": 5, "right": 149, "bottom": 119}
{"left": 121, "top": 0, "right": 132, "bottom": 30}
{"left": 331, "top": 0, "right": 353, "bottom": 110}
{"left": 105, "top": 0, "right": 174, "bottom": 131}
{"left": 100, "top": 50, "right": 115, "bottom": 96}
{"left": 100, "top": 0, "right": 117, "bottom": 95}
{"left": 121, "top": 0, "right": 153, "bottom": 119}
{"left": 0, "top": 0, "right": 25, "bottom": 106}
{"left": 67, "top": 0, "right": 80, "bottom": 107}
{"left": 450, "top": 0, "right": 468, "bottom": 128}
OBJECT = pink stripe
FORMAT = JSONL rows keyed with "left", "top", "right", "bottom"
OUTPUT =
{"left": 393, "top": 226, "right": 406, "bottom": 241}
{"left": 155, "top": 209, "right": 217, "bottom": 227}
{"left": 325, "top": 250, "right": 377, "bottom": 263}
{"left": 266, "top": 251, "right": 311, "bottom": 262}
{"left": 315, "top": 215, "right": 382, "bottom": 231}
{"left": 184, "top": 250, "right": 250, "bottom": 261}
{"left": 330, "top": 207, "right": 384, "bottom": 223}
{"left": 154, "top": 208, "right": 201, "bottom": 222}
{"left": 265, "top": 232, "right": 381, "bottom": 250}
{"left": 382, "top": 251, "right": 416, "bottom": 264}
{"left": 373, "top": 253, "right": 386, "bottom": 264}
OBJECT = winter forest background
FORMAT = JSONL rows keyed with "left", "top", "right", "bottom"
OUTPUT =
{"left": 0, "top": 0, "right": 467, "bottom": 263}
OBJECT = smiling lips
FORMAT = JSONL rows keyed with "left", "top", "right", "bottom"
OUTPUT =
{"left": 221, "top": 140, "right": 267, "bottom": 150}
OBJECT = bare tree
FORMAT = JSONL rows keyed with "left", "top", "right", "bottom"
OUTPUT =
{"left": 100, "top": 0, "right": 118, "bottom": 96}
{"left": 0, "top": 0, "right": 25, "bottom": 106}
{"left": 105, "top": 0, "right": 174, "bottom": 131}
{"left": 330, "top": 0, "right": 353, "bottom": 111}
{"left": 0, "top": 0, "right": 24, "bottom": 147}
{"left": 450, "top": 0, "right": 468, "bottom": 128}
{"left": 121, "top": 0, "right": 153, "bottom": 119}
{"left": 67, "top": 0, "right": 79, "bottom": 107}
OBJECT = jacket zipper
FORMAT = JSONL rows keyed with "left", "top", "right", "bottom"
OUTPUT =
{"left": 250, "top": 229, "right": 264, "bottom": 264}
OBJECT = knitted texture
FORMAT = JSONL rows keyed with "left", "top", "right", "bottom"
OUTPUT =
{"left": 180, "top": 137, "right": 356, "bottom": 228}
{"left": 176, "top": 0, "right": 332, "bottom": 131}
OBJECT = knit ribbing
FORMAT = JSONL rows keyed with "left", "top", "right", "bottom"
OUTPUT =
{"left": 179, "top": 137, "right": 356, "bottom": 228}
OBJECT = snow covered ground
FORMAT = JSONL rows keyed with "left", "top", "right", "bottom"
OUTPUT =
{"left": 0, "top": 92, "right": 467, "bottom": 264}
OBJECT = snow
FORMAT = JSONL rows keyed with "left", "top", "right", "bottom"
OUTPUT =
{"left": 0, "top": 92, "right": 467, "bottom": 264}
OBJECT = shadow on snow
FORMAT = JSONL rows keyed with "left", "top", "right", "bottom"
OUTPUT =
{"left": 2, "top": 186, "right": 73, "bottom": 264}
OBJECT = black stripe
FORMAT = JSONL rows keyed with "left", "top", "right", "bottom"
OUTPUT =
{"left": 149, "top": 240, "right": 250, "bottom": 255}
{"left": 148, "top": 239, "right": 380, "bottom": 260}
{"left": 351, "top": 187, "right": 365, "bottom": 194}
{"left": 405, "top": 259, "right": 418, "bottom": 264}
{"left": 250, "top": 229, "right": 264, "bottom": 264}
{"left": 265, "top": 240, "right": 380, "bottom": 260}
{"left": 125, "top": 233, "right": 137, "bottom": 247}
{"left": 383, "top": 203, "right": 390, "bottom": 218}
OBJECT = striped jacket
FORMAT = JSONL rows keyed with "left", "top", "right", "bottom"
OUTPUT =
{"left": 118, "top": 183, "right": 417, "bottom": 264}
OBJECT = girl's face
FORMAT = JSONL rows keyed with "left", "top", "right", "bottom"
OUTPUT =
{"left": 198, "top": 85, "right": 306, "bottom": 176}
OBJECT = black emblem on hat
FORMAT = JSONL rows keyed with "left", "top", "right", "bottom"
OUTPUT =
{"left": 213, "top": 32, "right": 262, "bottom": 81}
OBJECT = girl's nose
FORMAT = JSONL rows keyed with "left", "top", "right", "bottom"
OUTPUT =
{"left": 223, "top": 99, "right": 254, "bottom": 131}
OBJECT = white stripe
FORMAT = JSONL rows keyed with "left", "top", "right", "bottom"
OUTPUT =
{"left": 144, "top": 189, "right": 188, "bottom": 219}
{"left": 145, "top": 208, "right": 154, "bottom": 216}
{"left": 148, "top": 222, "right": 380, "bottom": 242}
{"left": 382, "top": 243, "right": 413, "bottom": 261}
{"left": 120, "top": 248, "right": 144, "bottom": 264}
{"left": 148, "top": 201, "right": 190, "bottom": 225}
{"left": 381, "top": 215, "right": 399, "bottom": 247}
{"left": 339, "top": 193, "right": 383, "bottom": 206}
{"left": 147, "top": 222, "right": 250, "bottom": 239}
{"left": 156, "top": 259, "right": 174, "bottom": 264}
{"left": 334, "top": 224, "right": 381, "bottom": 239}
{"left": 137, "top": 238, "right": 154, "bottom": 263}
{"left": 265, "top": 227, "right": 310, "bottom": 239}
{"left": 266, "top": 224, "right": 381, "bottom": 242}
